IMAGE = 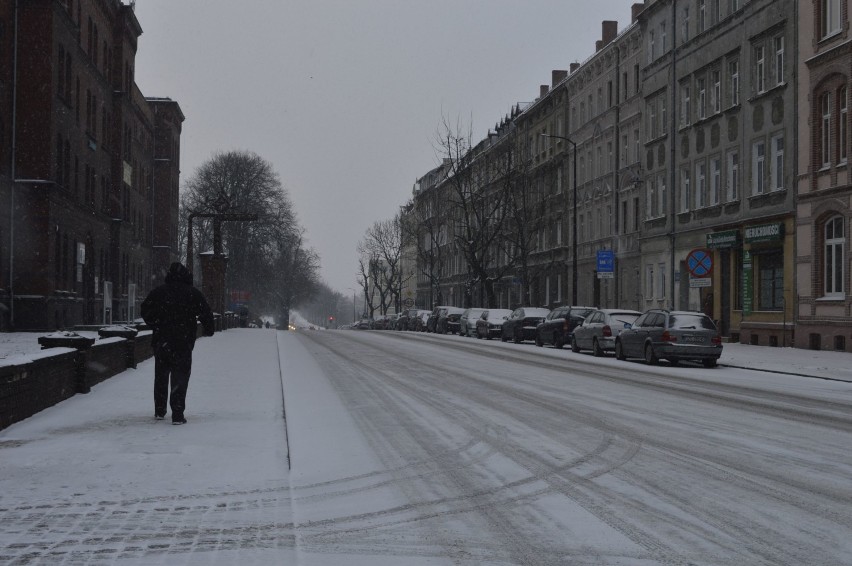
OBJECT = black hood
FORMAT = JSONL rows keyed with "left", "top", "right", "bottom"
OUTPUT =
{"left": 165, "top": 262, "right": 193, "bottom": 285}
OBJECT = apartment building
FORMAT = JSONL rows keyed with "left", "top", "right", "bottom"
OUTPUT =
{"left": 639, "top": 0, "right": 797, "bottom": 345}
{"left": 795, "top": 0, "right": 852, "bottom": 351}
{"left": 0, "top": 0, "right": 183, "bottom": 330}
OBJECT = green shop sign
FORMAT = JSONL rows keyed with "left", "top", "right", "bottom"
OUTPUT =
{"left": 707, "top": 230, "right": 740, "bottom": 248}
{"left": 744, "top": 222, "right": 784, "bottom": 244}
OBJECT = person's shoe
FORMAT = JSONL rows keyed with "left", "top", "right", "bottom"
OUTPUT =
{"left": 155, "top": 414, "right": 165, "bottom": 421}
{"left": 172, "top": 417, "right": 187, "bottom": 425}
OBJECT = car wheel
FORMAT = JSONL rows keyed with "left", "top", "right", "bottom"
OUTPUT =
{"left": 571, "top": 335, "right": 580, "bottom": 353}
{"left": 501, "top": 333, "right": 508, "bottom": 342}
{"left": 476, "top": 330, "right": 482, "bottom": 339}
{"left": 554, "top": 333, "right": 564, "bottom": 349}
{"left": 513, "top": 329, "right": 522, "bottom": 344}
{"left": 615, "top": 340, "right": 626, "bottom": 361}
{"left": 669, "top": 359, "right": 680, "bottom": 366}
{"left": 535, "top": 333, "right": 543, "bottom": 347}
{"left": 644, "top": 343, "right": 658, "bottom": 365}
{"left": 592, "top": 338, "right": 604, "bottom": 357}
{"left": 702, "top": 358, "right": 718, "bottom": 368}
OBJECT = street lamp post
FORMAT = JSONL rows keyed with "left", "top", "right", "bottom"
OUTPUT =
{"left": 540, "top": 133, "right": 578, "bottom": 306}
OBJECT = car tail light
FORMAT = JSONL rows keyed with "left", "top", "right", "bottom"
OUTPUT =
{"left": 602, "top": 325, "right": 612, "bottom": 337}
{"left": 661, "top": 330, "right": 677, "bottom": 343}
{"left": 712, "top": 334, "right": 722, "bottom": 345}
{"left": 562, "top": 320, "right": 569, "bottom": 332}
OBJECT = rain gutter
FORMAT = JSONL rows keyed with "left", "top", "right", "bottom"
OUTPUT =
{"left": 8, "top": 0, "right": 19, "bottom": 328}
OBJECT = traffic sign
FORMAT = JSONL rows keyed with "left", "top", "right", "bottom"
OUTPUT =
{"left": 686, "top": 248, "right": 713, "bottom": 278}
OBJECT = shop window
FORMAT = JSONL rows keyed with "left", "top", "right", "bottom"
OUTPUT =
{"left": 734, "top": 249, "right": 744, "bottom": 310}
{"left": 835, "top": 335, "right": 846, "bottom": 351}
{"left": 757, "top": 251, "right": 783, "bottom": 310}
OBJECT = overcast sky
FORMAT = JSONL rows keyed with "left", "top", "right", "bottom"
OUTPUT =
{"left": 133, "top": 0, "right": 635, "bottom": 294}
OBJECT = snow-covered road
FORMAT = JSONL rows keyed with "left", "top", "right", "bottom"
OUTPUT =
{"left": 1, "top": 328, "right": 851, "bottom": 565}
{"left": 287, "top": 330, "right": 852, "bottom": 565}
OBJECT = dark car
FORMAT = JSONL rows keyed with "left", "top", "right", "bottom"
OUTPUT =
{"left": 409, "top": 310, "right": 432, "bottom": 332}
{"left": 436, "top": 307, "right": 466, "bottom": 334}
{"left": 501, "top": 307, "right": 551, "bottom": 343}
{"left": 614, "top": 309, "right": 723, "bottom": 367}
{"left": 571, "top": 309, "right": 641, "bottom": 356}
{"left": 396, "top": 308, "right": 419, "bottom": 331}
{"left": 535, "top": 306, "right": 595, "bottom": 349}
{"left": 426, "top": 306, "right": 453, "bottom": 333}
{"left": 475, "top": 309, "right": 513, "bottom": 340}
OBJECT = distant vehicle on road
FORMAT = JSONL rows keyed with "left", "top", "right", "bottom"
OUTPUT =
{"left": 436, "top": 307, "right": 466, "bottom": 334}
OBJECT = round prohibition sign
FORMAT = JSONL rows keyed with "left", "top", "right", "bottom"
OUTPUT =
{"left": 686, "top": 248, "right": 713, "bottom": 277}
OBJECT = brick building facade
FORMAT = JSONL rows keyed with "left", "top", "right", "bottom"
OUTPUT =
{"left": 0, "top": 0, "right": 182, "bottom": 331}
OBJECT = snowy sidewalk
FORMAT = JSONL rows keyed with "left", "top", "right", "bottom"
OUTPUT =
{"left": 0, "top": 328, "right": 296, "bottom": 565}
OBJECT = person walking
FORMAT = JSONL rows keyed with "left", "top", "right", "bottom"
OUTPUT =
{"left": 141, "top": 262, "right": 215, "bottom": 424}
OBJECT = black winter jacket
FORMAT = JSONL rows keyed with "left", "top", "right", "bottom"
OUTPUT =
{"left": 141, "top": 268, "right": 215, "bottom": 351}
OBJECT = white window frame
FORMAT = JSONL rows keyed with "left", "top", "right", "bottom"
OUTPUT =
{"left": 649, "top": 30, "right": 656, "bottom": 63}
{"left": 727, "top": 150, "right": 740, "bottom": 202}
{"left": 729, "top": 60, "right": 739, "bottom": 106}
{"left": 774, "top": 36, "right": 784, "bottom": 86}
{"left": 823, "top": 0, "right": 842, "bottom": 39}
{"left": 824, "top": 215, "right": 845, "bottom": 297}
{"left": 822, "top": 92, "right": 832, "bottom": 168}
{"left": 771, "top": 134, "right": 784, "bottom": 191}
{"left": 646, "top": 264, "right": 655, "bottom": 299}
{"left": 753, "top": 140, "right": 766, "bottom": 195}
{"left": 681, "top": 84, "right": 691, "bottom": 127}
{"left": 698, "top": 77, "right": 707, "bottom": 120}
{"left": 698, "top": 0, "right": 707, "bottom": 33}
{"left": 680, "top": 167, "right": 691, "bottom": 212}
{"left": 647, "top": 176, "right": 657, "bottom": 218}
{"left": 660, "top": 21, "right": 667, "bottom": 53}
{"left": 711, "top": 157, "right": 721, "bottom": 205}
{"left": 657, "top": 262, "right": 667, "bottom": 299}
{"left": 712, "top": 70, "right": 721, "bottom": 113}
{"left": 755, "top": 45, "right": 766, "bottom": 94}
{"left": 658, "top": 174, "right": 667, "bottom": 217}
{"left": 682, "top": 6, "right": 690, "bottom": 42}
{"left": 696, "top": 161, "right": 707, "bottom": 208}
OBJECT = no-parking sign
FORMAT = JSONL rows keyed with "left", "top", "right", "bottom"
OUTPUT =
{"left": 686, "top": 248, "right": 713, "bottom": 278}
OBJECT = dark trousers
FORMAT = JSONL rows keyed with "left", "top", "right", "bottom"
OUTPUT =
{"left": 153, "top": 344, "right": 193, "bottom": 419}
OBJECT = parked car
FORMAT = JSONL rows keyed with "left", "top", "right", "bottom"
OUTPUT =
{"left": 396, "top": 308, "right": 418, "bottom": 330}
{"left": 436, "top": 307, "right": 466, "bottom": 334}
{"left": 409, "top": 310, "right": 432, "bottom": 332}
{"left": 475, "top": 309, "right": 513, "bottom": 340}
{"left": 535, "top": 306, "right": 595, "bottom": 349}
{"left": 354, "top": 319, "right": 372, "bottom": 330}
{"left": 571, "top": 309, "right": 641, "bottom": 356}
{"left": 426, "top": 306, "right": 453, "bottom": 333}
{"left": 501, "top": 307, "right": 551, "bottom": 343}
{"left": 459, "top": 308, "right": 486, "bottom": 337}
{"left": 614, "top": 309, "right": 723, "bottom": 367}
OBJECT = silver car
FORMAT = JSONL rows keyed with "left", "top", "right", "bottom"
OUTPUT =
{"left": 459, "top": 308, "right": 485, "bottom": 337}
{"left": 571, "top": 309, "right": 641, "bottom": 356}
{"left": 614, "top": 309, "right": 723, "bottom": 367}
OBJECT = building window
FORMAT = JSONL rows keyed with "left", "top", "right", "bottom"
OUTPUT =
{"left": 771, "top": 135, "right": 784, "bottom": 191}
{"left": 757, "top": 252, "right": 784, "bottom": 310}
{"left": 649, "top": 30, "right": 656, "bottom": 63}
{"left": 822, "top": 92, "right": 832, "bottom": 167}
{"left": 711, "top": 157, "right": 721, "bottom": 205}
{"left": 774, "top": 36, "right": 784, "bottom": 86}
{"left": 824, "top": 215, "right": 845, "bottom": 297}
{"left": 682, "top": 5, "right": 690, "bottom": 42}
{"left": 753, "top": 140, "right": 766, "bottom": 194}
{"left": 681, "top": 84, "right": 691, "bottom": 126}
{"left": 695, "top": 161, "right": 707, "bottom": 208}
{"left": 730, "top": 0, "right": 741, "bottom": 12}
{"left": 698, "top": 77, "right": 707, "bottom": 119}
{"left": 698, "top": 0, "right": 707, "bottom": 33}
{"left": 646, "top": 264, "right": 655, "bottom": 299}
{"left": 840, "top": 87, "right": 848, "bottom": 164}
{"left": 658, "top": 174, "right": 667, "bottom": 217}
{"left": 822, "top": 0, "right": 842, "bottom": 39}
{"left": 680, "top": 167, "right": 691, "bottom": 212}
{"left": 660, "top": 21, "right": 667, "bottom": 53}
{"left": 729, "top": 60, "right": 739, "bottom": 106}
{"left": 712, "top": 70, "right": 721, "bottom": 113}
{"left": 658, "top": 263, "right": 666, "bottom": 299}
{"left": 647, "top": 178, "right": 656, "bottom": 218}
{"left": 755, "top": 45, "right": 766, "bottom": 94}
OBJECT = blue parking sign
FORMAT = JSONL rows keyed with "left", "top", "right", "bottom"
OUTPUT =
{"left": 597, "top": 250, "right": 614, "bottom": 273}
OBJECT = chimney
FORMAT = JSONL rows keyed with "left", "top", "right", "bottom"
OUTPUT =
{"left": 631, "top": 3, "right": 644, "bottom": 22}
{"left": 570, "top": 62, "right": 580, "bottom": 74}
{"left": 596, "top": 40, "right": 603, "bottom": 52}
{"left": 552, "top": 69, "right": 568, "bottom": 86}
{"left": 602, "top": 21, "right": 618, "bottom": 47}
{"left": 540, "top": 84, "right": 550, "bottom": 99}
